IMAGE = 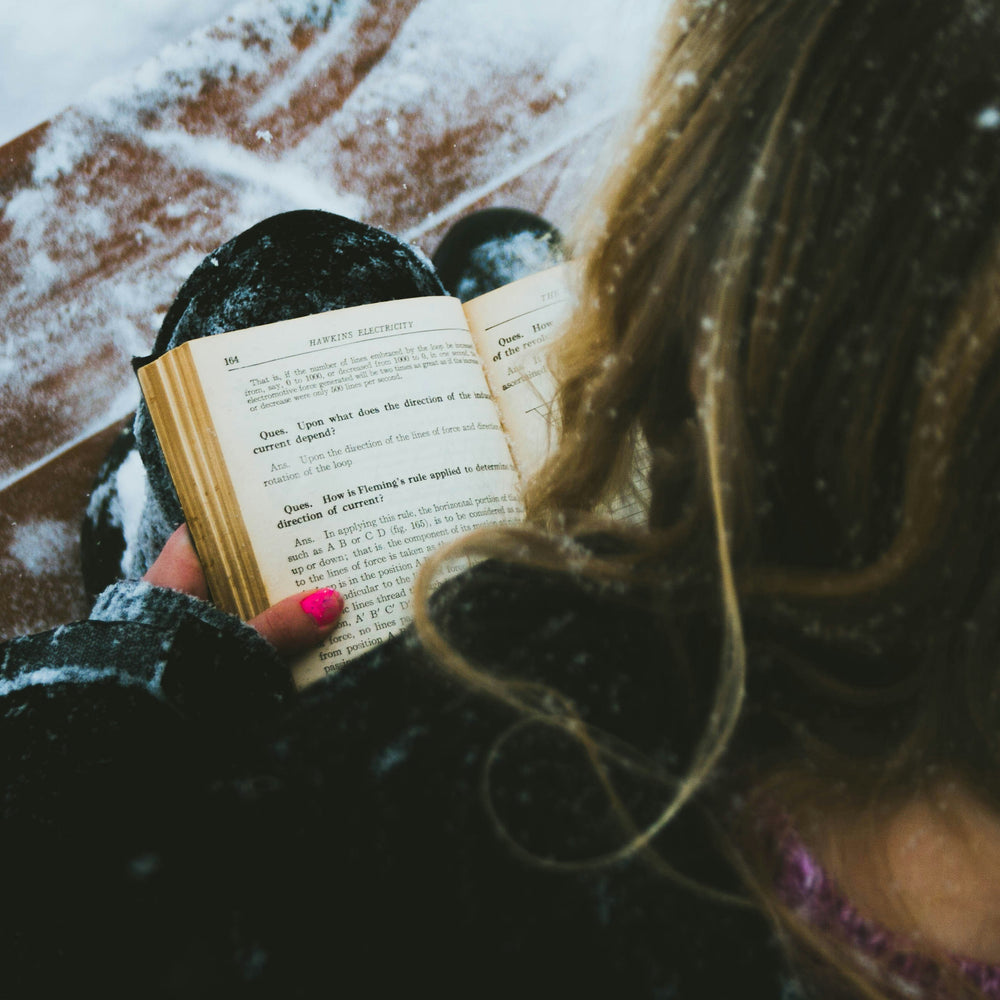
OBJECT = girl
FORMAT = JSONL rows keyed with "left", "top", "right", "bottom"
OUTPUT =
{"left": 5, "top": 1, "right": 1000, "bottom": 997}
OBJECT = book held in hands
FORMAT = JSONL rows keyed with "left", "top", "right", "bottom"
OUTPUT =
{"left": 138, "top": 264, "right": 572, "bottom": 686}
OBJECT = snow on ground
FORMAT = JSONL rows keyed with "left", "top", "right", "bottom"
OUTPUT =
{"left": 0, "top": 0, "right": 665, "bottom": 481}
{"left": 0, "top": 0, "right": 241, "bottom": 147}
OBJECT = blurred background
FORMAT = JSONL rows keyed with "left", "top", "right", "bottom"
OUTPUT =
{"left": 0, "top": 0, "right": 238, "bottom": 146}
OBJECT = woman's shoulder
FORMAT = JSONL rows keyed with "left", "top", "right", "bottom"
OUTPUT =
{"left": 236, "top": 560, "right": 788, "bottom": 997}
{"left": 296, "top": 557, "right": 680, "bottom": 755}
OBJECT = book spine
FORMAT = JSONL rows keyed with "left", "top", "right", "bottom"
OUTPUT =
{"left": 138, "top": 347, "right": 270, "bottom": 619}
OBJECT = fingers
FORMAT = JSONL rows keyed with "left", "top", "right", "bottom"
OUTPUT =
{"left": 142, "top": 524, "right": 209, "bottom": 599}
{"left": 144, "top": 525, "right": 346, "bottom": 657}
{"left": 248, "top": 587, "right": 345, "bottom": 656}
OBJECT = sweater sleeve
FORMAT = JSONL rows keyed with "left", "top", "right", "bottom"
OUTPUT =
{"left": 0, "top": 581, "right": 295, "bottom": 994}
{"left": 1, "top": 580, "right": 295, "bottom": 739}
{"left": 89, "top": 579, "right": 295, "bottom": 722}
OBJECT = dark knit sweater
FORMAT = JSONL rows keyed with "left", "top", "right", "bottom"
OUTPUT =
{"left": 0, "top": 561, "right": 787, "bottom": 998}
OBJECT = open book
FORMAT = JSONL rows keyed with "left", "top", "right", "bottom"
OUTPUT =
{"left": 138, "top": 264, "right": 575, "bottom": 686}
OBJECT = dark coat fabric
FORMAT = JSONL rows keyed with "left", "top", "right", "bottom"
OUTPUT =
{"left": 0, "top": 561, "right": 787, "bottom": 999}
{"left": 9, "top": 210, "right": 789, "bottom": 997}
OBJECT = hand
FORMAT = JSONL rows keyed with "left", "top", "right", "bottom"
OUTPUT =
{"left": 143, "top": 524, "right": 345, "bottom": 655}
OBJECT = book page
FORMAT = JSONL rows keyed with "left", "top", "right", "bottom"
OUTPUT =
{"left": 463, "top": 263, "right": 574, "bottom": 482}
{"left": 465, "top": 264, "right": 650, "bottom": 527}
{"left": 183, "top": 296, "right": 524, "bottom": 686}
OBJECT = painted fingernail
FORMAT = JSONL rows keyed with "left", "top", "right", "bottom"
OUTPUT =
{"left": 299, "top": 588, "right": 344, "bottom": 627}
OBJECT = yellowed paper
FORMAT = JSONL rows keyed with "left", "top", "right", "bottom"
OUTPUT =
{"left": 463, "top": 263, "right": 574, "bottom": 483}
{"left": 182, "top": 296, "right": 524, "bottom": 685}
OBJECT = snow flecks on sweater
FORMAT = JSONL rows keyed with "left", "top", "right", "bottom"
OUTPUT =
{"left": 371, "top": 723, "right": 430, "bottom": 776}
{"left": 454, "top": 232, "right": 563, "bottom": 302}
{"left": 0, "top": 664, "right": 151, "bottom": 700}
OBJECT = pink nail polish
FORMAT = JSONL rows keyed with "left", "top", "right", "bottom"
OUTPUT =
{"left": 299, "top": 588, "right": 344, "bottom": 626}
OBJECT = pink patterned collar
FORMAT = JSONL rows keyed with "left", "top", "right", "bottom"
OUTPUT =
{"left": 773, "top": 819, "right": 1000, "bottom": 997}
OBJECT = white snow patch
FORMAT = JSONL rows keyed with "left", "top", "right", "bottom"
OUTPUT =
{"left": 16, "top": 250, "right": 64, "bottom": 299}
{"left": 245, "top": 0, "right": 368, "bottom": 121}
{"left": 84, "top": 0, "right": 344, "bottom": 129}
{"left": 976, "top": 106, "right": 1000, "bottom": 129}
{"left": 115, "top": 449, "right": 150, "bottom": 578}
{"left": 29, "top": 110, "right": 96, "bottom": 184}
{"left": 141, "top": 129, "right": 366, "bottom": 221}
{"left": 0, "top": 664, "right": 155, "bottom": 698}
{"left": 0, "top": 0, "right": 240, "bottom": 147}
{"left": 172, "top": 248, "right": 212, "bottom": 281}
{"left": 8, "top": 519, "right": 76, "bottom": 576}
{"left": 162, "top": 200, "right": 192, "bottom": 220}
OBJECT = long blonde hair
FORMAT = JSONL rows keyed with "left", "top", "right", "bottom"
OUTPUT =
{"left": 416, "top": 1, "right": 1000, "bottom": 995}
